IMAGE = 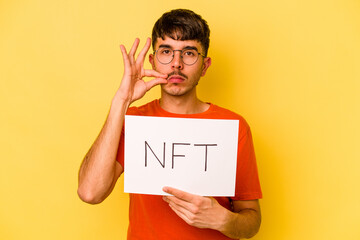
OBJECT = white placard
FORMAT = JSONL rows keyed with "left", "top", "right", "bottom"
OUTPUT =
{"left": 124, "top": 115, "right": 239, "bottom": 196}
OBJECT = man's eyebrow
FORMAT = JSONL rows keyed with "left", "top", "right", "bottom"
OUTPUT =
{"left": 158, "top": 44, "right": 199, "bottom": 51}
{"left": 159, "top": 44, "right": 171, "bottom": 48}
{"left": 183, "top": 46, "right": 199, "bottom": 51}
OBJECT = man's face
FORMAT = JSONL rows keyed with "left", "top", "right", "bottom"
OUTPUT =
{"left": 149, "top": 36, "right": 211, "bottom": 97}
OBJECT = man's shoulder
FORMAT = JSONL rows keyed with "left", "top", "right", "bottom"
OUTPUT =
{"left": 208, "top": 104, "right": 251, "bottom": 131}
{"left": 209, "top": 104, "right": 247, "bottom": 120}
{"left": 126, "top": 100, "right": 158, "bottom": 116}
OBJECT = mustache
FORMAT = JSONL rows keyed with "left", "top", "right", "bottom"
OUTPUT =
{"left": 167, "top": 71, "right": 188, "bottom": 80}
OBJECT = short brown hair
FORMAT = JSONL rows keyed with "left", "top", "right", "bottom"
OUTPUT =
{"left": 152, "top": 9, "right": 210, "bottom": 56}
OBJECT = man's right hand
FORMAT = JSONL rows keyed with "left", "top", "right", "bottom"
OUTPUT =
{"left": 117, "top": 38, "right": 167, "bottom": 105}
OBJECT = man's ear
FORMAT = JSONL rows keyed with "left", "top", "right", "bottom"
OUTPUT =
{"left": 149, "top": 54, "right": 155, "bottom": 69}
{"left": 201, "top": 57, "right": 212, "bottom": 76}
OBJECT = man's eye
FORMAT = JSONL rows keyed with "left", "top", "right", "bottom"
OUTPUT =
{"left": 184, "top": 50, "right": 196, "bottom": 57}
{"left": 160, "top": 49, "right": 172, "bottom": 55}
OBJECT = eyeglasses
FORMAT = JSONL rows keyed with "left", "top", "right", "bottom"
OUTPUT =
{"left": 154, "top": 47, "right": 206, "bottom": 66}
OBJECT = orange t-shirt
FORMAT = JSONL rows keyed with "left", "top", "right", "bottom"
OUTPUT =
{"left": 117, "top": 99, "right": 262, "bottom": 240}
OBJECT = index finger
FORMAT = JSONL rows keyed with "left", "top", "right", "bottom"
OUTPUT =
{"left": 162, "top": 186, "right": 197, "bottom": 202}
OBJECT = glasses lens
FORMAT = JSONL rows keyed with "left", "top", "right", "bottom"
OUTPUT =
{"left": 182, "top": 49, "right": 199, "bottom": 65}
{"left": 156, "top": 47, "right": 173, "bottom": 64}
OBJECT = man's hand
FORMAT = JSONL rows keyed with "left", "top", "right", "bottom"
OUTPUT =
{"left": 162, "top": 187, "right": 229, "bottom": 231}
{"left": 162, "top": 187, "right": 261, "bottom": 239}
{"left": 117, "top": 38, "right": 167, "bottom": 104}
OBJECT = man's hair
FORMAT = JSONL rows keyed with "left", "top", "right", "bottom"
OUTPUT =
{"left": 152, "top": 9, "right": 210, "bottom": 56}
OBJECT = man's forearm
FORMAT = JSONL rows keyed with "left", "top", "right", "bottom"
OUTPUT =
{"left": 77, "top": 93, "right": 129, "bottom": 204}
{"left": 219, "top": 208, "right": 261, "bottom": 239}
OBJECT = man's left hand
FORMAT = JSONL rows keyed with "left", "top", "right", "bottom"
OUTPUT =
{"left": 162, "top": 186, "right": 229, "bottom": 231}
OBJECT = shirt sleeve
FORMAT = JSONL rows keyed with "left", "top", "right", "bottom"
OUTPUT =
{"left": 231, "top": 121, "right": 262, "bottom": 200}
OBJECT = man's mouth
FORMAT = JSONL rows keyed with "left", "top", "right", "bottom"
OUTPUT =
{"left": 168, "top": 75, "right": 185, "bottom": 83}
{"left": 167, "top": 72, "right": 188, "bottom": 83}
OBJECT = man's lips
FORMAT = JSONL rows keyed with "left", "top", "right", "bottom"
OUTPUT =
{"left": 167, "top": 75, "right": 185, "bottom": 83}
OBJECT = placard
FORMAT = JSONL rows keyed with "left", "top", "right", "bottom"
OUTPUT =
{"left": 124, "top": 115, "right": 239, "bottom": 196}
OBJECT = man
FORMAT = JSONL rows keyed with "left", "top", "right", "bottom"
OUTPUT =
{"left": 78, "top": 9, "right": 262, "bottom": 240}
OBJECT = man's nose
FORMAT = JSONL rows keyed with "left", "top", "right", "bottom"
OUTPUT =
{"left": 171, "top": 50, "right": 184, "bottom": 70}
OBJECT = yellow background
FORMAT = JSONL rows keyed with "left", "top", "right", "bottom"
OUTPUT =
{"left": 1, "top": 0, "right": 359, "bottom": 239}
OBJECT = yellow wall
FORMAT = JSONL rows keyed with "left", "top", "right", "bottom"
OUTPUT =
{"left": 1, "top": 0, "right": 359, "bottom": 239}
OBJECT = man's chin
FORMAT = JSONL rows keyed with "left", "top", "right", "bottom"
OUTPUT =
{"left": 161, "top": 85, "right": 187, "bottom": 97}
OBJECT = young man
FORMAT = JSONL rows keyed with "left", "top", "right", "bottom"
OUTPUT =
{"left": 78, "top": 9, "right": 262, "bottom": 239}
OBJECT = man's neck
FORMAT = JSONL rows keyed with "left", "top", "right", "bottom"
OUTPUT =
{"left": 159, "top": 92, "right": 210, "bottom": 114}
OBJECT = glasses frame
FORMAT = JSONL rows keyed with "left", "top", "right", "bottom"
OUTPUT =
{"left": 153, "top": 48, "right": 206, "bottom": 66}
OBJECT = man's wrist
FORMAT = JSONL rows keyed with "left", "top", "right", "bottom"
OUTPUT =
{"left": 111, "top": 90, "right": 132, "bottom": 109}
{"left": 107, "top": 93, "right": 132, "bottom": 121}
{"left": 215, "top": 207, "right": 236, "bottom": 234}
